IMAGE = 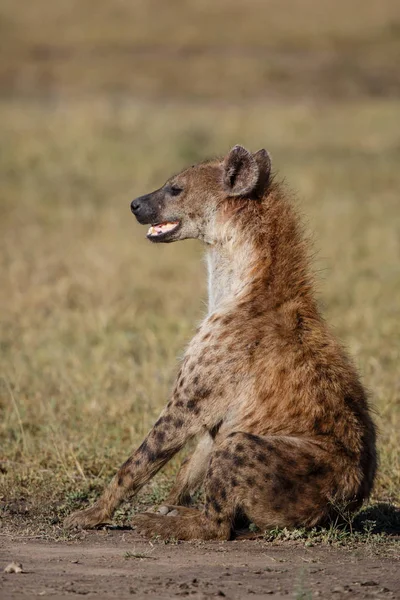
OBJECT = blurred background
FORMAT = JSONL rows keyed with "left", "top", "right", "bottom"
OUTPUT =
{"left": 0, "top": 0, "right": 399, "bottom": 527}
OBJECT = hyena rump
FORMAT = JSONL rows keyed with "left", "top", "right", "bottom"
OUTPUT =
{"left": 65, "top": 145, "right": 376, "bottom": 540}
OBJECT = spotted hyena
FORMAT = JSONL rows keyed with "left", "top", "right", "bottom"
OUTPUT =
{"left": 64, "top": 145, "right": 376, "bottom": 540}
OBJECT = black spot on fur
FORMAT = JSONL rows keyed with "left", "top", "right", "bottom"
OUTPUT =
{"left": 275, "top": 473, "right": 295, "bottom": 492}
{"left": 212, "top": 500, "right": 222, "bottom": 514}
{"left": 304, "top": 460, "right": 330, "bottom": 479}
{"left": 174, "top": 418, "right": 184, "bottom": 428}
{"left": 246, "top": 476, "right": 256, "bottom": 486}
{"left": 120, "top": 456, "right": 133, "bottom": 469}
{"left": 197, "top": 387, "right": 211, "bottom": 400}
{"left": 139, "top": 440, "right": 148, "bottom": 454}
{"left": 231, "top": 477, "right": 238, "bottom": 487}
{"left": 233, "top": 455, "right": 245, "bottom": 467}
{"left": 187, "top": 399, "right": 197, "bottom": 411}
{"left": 243, "top": 433, "right": 265, "bottom": 446}
{"left": 154, "top": 430, "right": 166, "bottom": 444}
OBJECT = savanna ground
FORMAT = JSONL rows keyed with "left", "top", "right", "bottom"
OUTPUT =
{"left": 1, "top": 1, "right": 400, "bottom": 598}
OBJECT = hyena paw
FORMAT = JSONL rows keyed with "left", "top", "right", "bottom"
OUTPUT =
{"left": 63, "top": 505, "right": 110, "bottom": 530}
{"left": 132, "top": 513, "right": 185, "bottom": 540}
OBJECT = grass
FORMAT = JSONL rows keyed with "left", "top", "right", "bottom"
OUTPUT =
{"left": 0, "top": 0, "right": 399, "bottom": 99}
{"left": 0, "top": 0, "right": 399, "bottom": 544}
{"left": 0, "top": 98, "right": 399, "bottom": 541}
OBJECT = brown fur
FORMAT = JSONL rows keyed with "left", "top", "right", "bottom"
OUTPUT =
{"left": 64, "top": 145, "right": 376, "bottom": 540}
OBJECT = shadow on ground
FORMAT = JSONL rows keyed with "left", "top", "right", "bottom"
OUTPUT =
{"left": 354, "top": 502, "right": 400, "bottom": 536}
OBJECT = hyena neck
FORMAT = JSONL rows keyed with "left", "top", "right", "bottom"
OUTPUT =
{"left": 206, "top": 246, "right": 243, "bottom": 313}
{"left": 207, "top": 185, "right": 316, "bottom": 315}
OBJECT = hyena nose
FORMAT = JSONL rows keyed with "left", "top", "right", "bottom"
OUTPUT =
{"left": 130, "top": 199, "right": 141, "bottom": 214}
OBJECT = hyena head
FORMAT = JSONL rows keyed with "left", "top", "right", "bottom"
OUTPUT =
{"left": 130, "top": 145, "right": 271, "bottom": 244}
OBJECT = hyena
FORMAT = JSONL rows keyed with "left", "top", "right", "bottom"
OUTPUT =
{"left": 64, "top": 145, "right": 376, "bottom": 540}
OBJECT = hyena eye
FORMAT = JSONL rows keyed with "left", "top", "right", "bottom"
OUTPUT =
{"left": 170, "top": 185, "right": 183, "bottom": 197}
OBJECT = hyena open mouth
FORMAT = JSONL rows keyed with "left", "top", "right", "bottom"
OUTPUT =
{"left": 147, "top": 221, "right": 180, "bottom": 241}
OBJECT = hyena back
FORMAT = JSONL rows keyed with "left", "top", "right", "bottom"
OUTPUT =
{"left": 64, "top": 145, "right": 376, "bottom": 540}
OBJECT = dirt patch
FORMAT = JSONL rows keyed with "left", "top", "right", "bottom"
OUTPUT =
{"left": 1, "top": 531, "right": 399, "bottom": 599}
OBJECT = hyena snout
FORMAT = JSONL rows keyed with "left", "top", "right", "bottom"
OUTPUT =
{"left": 131, "top": 188, "right": 183, "bottom": 243}
{"left": 130, "top": 193, "right": 161, "bottom": 225}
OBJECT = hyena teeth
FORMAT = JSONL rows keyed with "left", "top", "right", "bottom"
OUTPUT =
{"left": 148, "top": 222, "right": 179, "bottom": 237}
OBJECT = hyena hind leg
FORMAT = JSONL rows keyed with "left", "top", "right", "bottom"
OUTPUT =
{"left": 133, "top": 432, "right": 339, "bottom": 541}
{"left": 204, "top": 432, "right": 339, "bottom": 534}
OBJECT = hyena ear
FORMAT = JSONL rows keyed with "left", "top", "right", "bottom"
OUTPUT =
{"left": 253, "top": 148, "right": 272, "bottom": 193}
{"left": 223, "top": 145, "right": 259, "bottom": 197}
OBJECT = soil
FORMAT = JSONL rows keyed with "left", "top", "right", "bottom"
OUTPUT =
{"left": 1, "top": 531, "right": 399, "bottom": 600}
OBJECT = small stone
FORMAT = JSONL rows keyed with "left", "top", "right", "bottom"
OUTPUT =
{"left": 157, "top": 506, "right": 169, "bottom": 515}
{"left": 4, "top": 562, "right": 23, "bottom": 574}
{"left": 360, "top": 581, "right": 378, "bottom": 587}
{"left": 167, "top": 509, "right": 179, "bottom": 517}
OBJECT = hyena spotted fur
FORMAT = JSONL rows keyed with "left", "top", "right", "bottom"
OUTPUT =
{"left": 64, "top": 145, "right": 377, "bottom": 540}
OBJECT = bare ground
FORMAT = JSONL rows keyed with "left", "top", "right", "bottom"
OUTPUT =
{"left": 1, "top": 531, "right": 399, "bottom": 600}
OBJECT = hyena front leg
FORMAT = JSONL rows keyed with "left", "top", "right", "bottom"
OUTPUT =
{"left": 63, "top": 404, "right": 199, "bottom": 529}
{"left": 63, "top": 366, "right": 225, "bottom": 531}
{"left": 165, "top": 432, "right": 214, "bottom": 505}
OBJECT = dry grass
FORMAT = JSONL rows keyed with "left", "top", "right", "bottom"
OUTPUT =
{"left": 0, "top": 98, "right": 399, "bottom": 536}
{"left": 0, "top": 0, "right": 399, "bottom": 99}
{"left": 0, "top": 0, "right": 399, "bottom": 539}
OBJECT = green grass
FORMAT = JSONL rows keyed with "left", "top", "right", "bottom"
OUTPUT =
{"left": 0, "top": 98, "right": 399, "bottom": 541}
